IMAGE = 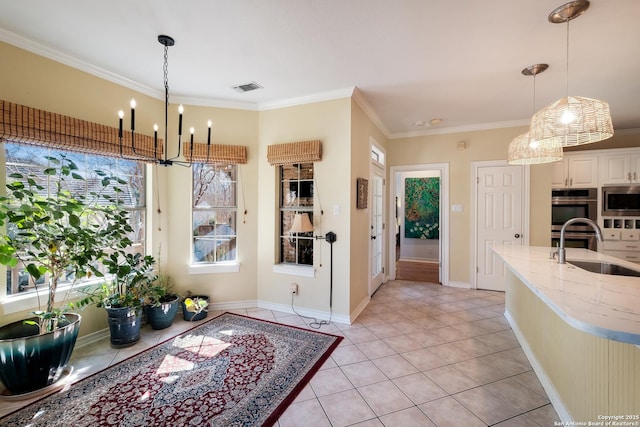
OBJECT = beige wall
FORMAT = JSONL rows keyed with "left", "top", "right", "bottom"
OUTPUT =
{"left": 350, "top": 99, "right": 389, "bottom": 312}
{"left": 257, "top": 99, "right": 353, "bottom": 316}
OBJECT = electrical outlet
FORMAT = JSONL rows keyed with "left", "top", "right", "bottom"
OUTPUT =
{"left": 289, "top": 283, "right": 298, "bottom": 295}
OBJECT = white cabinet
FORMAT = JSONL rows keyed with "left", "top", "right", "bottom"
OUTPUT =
{"left": 551, "top": 155, "right": 598, "bottom": 188}
{"left": 601, "top": 220, "right": 640, "bottom": 263}
{"left": 599, "top": 151, "right": 640, "bottom": 184}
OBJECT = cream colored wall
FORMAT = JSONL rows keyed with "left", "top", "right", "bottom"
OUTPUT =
{"left": 388, "top": 127, "right": 523, "bottom": 284}
{"left": 350, "top": 100, "right": 389, "bottom": 312}
{"left": 256, "top": 99, "right": 353, "bottom": 316}
{"left": 161, "top": 105, "right": 260, "bottom": 303}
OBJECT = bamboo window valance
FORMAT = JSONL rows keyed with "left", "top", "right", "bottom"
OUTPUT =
{"left": 267, "top": 140, "right": 322, "bottom": 165}
{"left": 182, "top": 142, "right": 247, "bottom": 164}
{"left": 0, "top": 100, "right": 163, "bottom": 160}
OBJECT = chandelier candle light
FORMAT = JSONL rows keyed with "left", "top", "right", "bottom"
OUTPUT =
{"left": 529, "top": 0, "right": 613, "bottom": 147}
{"left": 118, "top": 35, "right": 213, "bottom": 166}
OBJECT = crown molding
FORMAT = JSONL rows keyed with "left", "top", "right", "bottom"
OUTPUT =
{"left": 258, "top": 87, "right": 356, "bottom": 111}
{"left": 351, "top": 87, "right": 391, "bottom": 138}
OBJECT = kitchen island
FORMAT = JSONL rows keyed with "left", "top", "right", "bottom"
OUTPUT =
{"left": 492, "top": 245, "right": 640, "bottom": 424}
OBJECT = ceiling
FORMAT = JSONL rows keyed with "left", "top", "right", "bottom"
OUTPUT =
{"left": 0, "top": 0, "right": 638, "bottom": 139}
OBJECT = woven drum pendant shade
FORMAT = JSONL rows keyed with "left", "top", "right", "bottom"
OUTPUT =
{"left": 529, "top": 95, "right": 614, "bottom": 147}
{"left": 508, "top": 132, "right": 563, "bottom": 165}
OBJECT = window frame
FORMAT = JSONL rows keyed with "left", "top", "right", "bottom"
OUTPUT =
{"left": 190, "top": 163, "right": 239, "bottom": 271}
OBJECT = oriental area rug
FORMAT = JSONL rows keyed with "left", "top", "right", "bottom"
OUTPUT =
{"left": 0, "top": 312, "right": 342, "bottom": 427}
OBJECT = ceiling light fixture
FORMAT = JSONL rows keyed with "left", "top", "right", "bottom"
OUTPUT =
{"left": 529, "top": 0, "right": 613, "bottom": 147}
{"left": 508, "top": 64, "right": 563, "bottom": 165}
{"left": 118, "top": 35, "right": 212, "bottom": 167}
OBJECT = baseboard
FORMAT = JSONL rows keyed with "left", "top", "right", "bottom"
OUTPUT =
{"left": 349, "top": 295, "right": 370, "bottom": 323}
{"left": 445, "top": 280, "right": 472, "bottom": 289}
{"left": 257, "top": 300, "right": 350, "bottom": 325}
{"left": 504, "top": 310, "right": 572, "bottom": 423}
{"left": 398, "top": 258, "right": 439, "bottom": 264}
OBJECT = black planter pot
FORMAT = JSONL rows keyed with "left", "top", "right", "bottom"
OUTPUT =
{"left": 181, "top": 295, "right": 210, "bottom": 321}
{"left": 0, "top": 313, "right": 81, "bottom": 395}
{"left": 106, "top": 306, "right": 142, "bottom": 348}
{"left": 144, "top": 294, "right": 180, "bottom": 330}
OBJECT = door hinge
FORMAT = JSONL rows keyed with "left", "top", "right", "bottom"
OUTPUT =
{"left": 382, "top": 223, "right": 385, "bottom": 230}
{"left": 476, "top": 266, "right": 479, "bottom": 273}
{"left": 476, "top": 177, "right": 480, "bottom": 184}
{"left": 382, "top": 267, "right": 385, "bottom": 273}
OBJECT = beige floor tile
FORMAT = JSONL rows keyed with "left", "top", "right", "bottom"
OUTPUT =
{"left": 427, "top": 342, "right": 474, "bottom": 363}
{"left": 418, "top": 396, "right": 486, "bottom": 427}
{"left": 401, "top": 348, "right": 448, "bottom": 371}
{"left": 493, "top": 414, "right": 541, "bottom": 426}
{"left": 367, "top": 323, "right": 403, "bottom": 339}
{"left": 309, "top": 367, "right": 353, "bottom": 397}
{"left": 424, "top": 365, "right": 481, "bottom": 394}
{"left": 371, "top": 354, "right": 419, "bottom": 378}
{"left": 330, "top": 344, "right": 369, "bottom": 366}
{"left": 341, "top": 327, "right": 379, "bottom": 344}
{"left": 511, "top": 370, "right": 548, "bottom": 397}
{"left": 356, "top": 339, "right": 398, "bottom": 359}
{"left": 453, "top": 357, "right": 511, "bottom": 384}
{"left": 318, "top": 389, "right": 377, "bottom": 426}
{"left": 478, "top": 352, "right": 530, "bottom": 377}
{"left": 278, "top": 399, "right": 331, "bottom": 427}
{"left": 454, "top": 386, "right": 522, "bottom": 425}
{"left": 357, "top": 380, "right": 414, "bottom": 416}
{"left": 340, "top": 360, "right": 388, "bottom": 387}
{"left": 406, "top": 329, "right": 448, "bottom": 347}
{"left": 392, "top": 372, "right": 448, "bottom": 405}
{"left": 451, "top": 337, "right": 496, "bottom": 357}
{"left": 484, "top": 377, "right": 550, "bottom": 412}
{"left": 527, "top": 403, "right": 561, "bottom": 425}
{"left": 379, "top": 406, "right": 436, "bottom": 427}
{"left": 383, "top": 334, "right": 422, "bottom": 353}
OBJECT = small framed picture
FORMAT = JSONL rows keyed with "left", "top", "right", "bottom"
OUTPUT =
{"left": 356, "top": 177, "right": 368, "bottom": 209}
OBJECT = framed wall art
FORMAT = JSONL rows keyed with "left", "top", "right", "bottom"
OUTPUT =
{"left": 356, "top": 177, "right": 368, "bottom": 209}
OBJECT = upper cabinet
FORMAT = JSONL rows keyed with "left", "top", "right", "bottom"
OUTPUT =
{"left": 599, "top": 149, "right": 640, "bottom": 185}
{"left": 551, "top": 155, "right": 598, "bottom": 188}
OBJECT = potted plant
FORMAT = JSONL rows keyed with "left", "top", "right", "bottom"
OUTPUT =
{"left": 181, "top": 291, "right": 210, "bottom": 322}
{"left": 0, "top": 155, "right": 135, "bottom": 394}
{"left": 141, "top": 273, "right": 180, "bottom": 330}
{"left": 95, "top": 252, "right": 156, "bottom": 346}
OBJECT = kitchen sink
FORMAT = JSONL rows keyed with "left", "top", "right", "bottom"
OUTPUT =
{"left": 568, "top": 260, "right": 640, "bottom": 277}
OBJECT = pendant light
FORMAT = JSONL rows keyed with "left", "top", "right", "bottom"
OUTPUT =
{"left": 529, "top": 0, "right": 614, "bottom": 147}
{"left": 508, "top": 64, "right": 563, "bottom": 165}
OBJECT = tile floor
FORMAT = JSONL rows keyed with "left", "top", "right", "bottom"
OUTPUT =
{"left": 0, "top": 280, "right": 560, "bottom": 426}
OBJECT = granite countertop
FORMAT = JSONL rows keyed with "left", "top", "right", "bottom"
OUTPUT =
{"left": 492, "top": 245, "right": 640, "bottom": 345}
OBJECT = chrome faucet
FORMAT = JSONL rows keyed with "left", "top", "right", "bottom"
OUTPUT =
{"left": 557, "top": 218, "right": 603, "bottom": 264}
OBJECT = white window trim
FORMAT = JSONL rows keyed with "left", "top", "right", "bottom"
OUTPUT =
{"left": 188, "top": 262, "right": 240, "bottom": 275}
{"left": 0, "top": 280, "right": 102, "bottom": 316}
{"left": 272, "top": 263, "right": 315, "bottom": 278}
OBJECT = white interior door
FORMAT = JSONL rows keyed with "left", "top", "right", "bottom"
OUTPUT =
{"left": 370, "top": 167, "right": 385, "bottom": 294}
{"left": 476, "top": 164, "right": 524, "bottom": 291}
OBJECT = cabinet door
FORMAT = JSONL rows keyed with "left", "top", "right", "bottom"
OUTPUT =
{"left": 567, "top": 156, "right": 598, "bottom": 187}
{"left": 600, "top": 154, "right": 630, "bottom": 185}
{"left": 631, "top": 156, "right": 640, "bottom": 182}
{"left": 551, "top": 160, "right": 567, "bottom": 188}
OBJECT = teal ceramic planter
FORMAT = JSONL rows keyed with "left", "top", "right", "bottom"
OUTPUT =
{"left": 106, "top": 306, "right": 142, "bottom": 348}
{"left": 0, "top": 313, "right": 81, "bottom": 395}
{"left": 144, "top": 295, "right": 180, "bottom": 330}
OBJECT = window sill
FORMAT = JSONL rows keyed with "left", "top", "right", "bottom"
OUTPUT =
{"left": 1, "top": 281, "right": 101, "bottom": 316}
{"left": 272, "top": 264, "right": 315, "bottom": 278}
{"left": 188, "top": 262, "right": 240, "bottom": 275}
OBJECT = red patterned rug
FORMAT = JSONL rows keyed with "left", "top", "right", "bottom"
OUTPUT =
{"left": 0, "top": 312, "right": 342, "bottom": 426}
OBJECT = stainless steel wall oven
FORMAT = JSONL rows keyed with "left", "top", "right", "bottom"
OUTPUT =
{"left": 551, "top": 188, "right": 598, "bottom": 251}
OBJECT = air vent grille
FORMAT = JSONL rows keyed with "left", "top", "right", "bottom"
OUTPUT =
{"left": 232, "top": 81, "right": 263, "bottom": 93}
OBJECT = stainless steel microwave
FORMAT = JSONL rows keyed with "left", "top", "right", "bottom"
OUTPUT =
{"left": 602, "top": 185, "right": 640, "bottom": 216}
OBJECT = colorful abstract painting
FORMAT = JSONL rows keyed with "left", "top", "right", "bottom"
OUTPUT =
{"left": 404, "top": 177, "right": 440, "bottom": 239}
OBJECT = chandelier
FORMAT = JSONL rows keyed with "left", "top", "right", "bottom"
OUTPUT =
{"left": 529, "top": 0, "right": 613, "bottom": 147}
{"left": 118, "top": 35, "right": 212, "bottom": 167}
{"left": 508, "top": 64, "right": 563, "bottom": 165}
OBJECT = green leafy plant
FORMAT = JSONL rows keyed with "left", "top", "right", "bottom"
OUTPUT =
{"left": 95, "top": 252, "right": 156, "bottom": 310}
{"left": 0, "top": 155, "right": 138, "bottom": 334}
{"left": 139, "top": 272, "right": 175, "bottom": 308}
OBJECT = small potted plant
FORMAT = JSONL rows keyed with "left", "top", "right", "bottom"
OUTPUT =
{"left": 0, "top": 155, "right": 135, "bottom": 394}
{"left": 181, "top": 291, "right": 210, "bottom": 322}
{"left": 141, "top": 273, "right": 180, "bottom": 330}
{"left": 95, "top": 252, "right": 156, "bottom": 346}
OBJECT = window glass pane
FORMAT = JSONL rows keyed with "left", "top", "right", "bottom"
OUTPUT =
{"left": 3, "top": 143, "right": 146, "bottom": 296}
{"left": 279, "top": 163, "right": 314, "bottom": 265}
{"left": 192, "top": 164, "right": 237, "bottom": 264}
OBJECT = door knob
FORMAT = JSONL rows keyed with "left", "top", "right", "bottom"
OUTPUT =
{"left": 514, "top": 233, "right": 521, "bottom": 238}
{"left": 371, "top": 235, "right": 377, "bottom": 240}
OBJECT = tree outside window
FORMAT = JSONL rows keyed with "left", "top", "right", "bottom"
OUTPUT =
{"left": 192, "top": 163, "right": 237, "bottom": 263}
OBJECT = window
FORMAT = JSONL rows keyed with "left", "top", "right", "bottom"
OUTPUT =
{"left": 279, "top": 163, "right": 314, "bottom": 265}
{"left": 3, "top": 142, "right": 146, "bottom": 296}
{"left": 192, "top": 163, "right": 237, "bottom": 264}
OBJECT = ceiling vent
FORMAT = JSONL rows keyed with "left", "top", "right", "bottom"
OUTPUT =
{"left": 232, "top": 81, "right": 263, "bottom": 93}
